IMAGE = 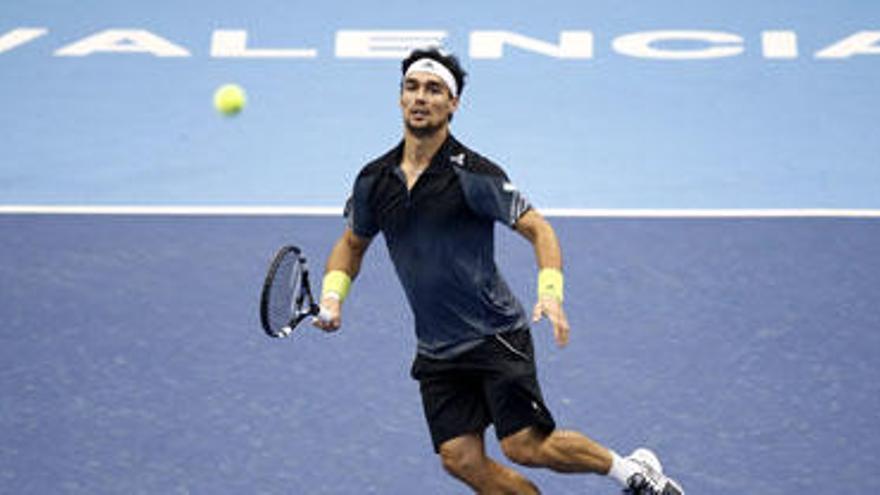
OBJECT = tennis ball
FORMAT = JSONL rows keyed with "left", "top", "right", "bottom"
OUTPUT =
{"left": 214, "top": 83, "right": 246, "bottom": 116}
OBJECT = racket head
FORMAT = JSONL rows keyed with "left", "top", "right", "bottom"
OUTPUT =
{"left": 259, "top": 245, "right": 319, "bottom": 338}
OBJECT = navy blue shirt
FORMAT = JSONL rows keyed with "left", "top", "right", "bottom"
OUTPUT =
{"left": 345, "top": 135, "right": 532, "bottom": 358}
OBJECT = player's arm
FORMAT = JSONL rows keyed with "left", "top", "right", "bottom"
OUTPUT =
{"left": 313, "top": 227, "right": 372, "bottom": 332}
{"left": 514, "top": 209, "right": 570, "bottom": 348}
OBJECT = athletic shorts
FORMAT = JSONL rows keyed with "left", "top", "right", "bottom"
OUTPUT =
{"left": 410, "top": 328, "right": 556, "bottom": 452}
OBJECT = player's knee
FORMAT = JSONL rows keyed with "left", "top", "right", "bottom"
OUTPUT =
{"left": 439, "top": 443, "right": 484, "bottom": 479}
{"left": 501, "top": 435, "right": 540, "bottom": 467}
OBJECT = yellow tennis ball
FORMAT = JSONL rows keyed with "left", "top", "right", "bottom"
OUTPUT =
{"left": 214, "top": 84, "right": 246, "bottom": 116}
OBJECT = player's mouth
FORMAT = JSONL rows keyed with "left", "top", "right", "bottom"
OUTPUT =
{"left": 411, "top": 108, "right": 430, "bottom": 119}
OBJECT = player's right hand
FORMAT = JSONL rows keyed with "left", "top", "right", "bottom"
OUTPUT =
{"left": 313, "top": 296, "right": 342, "bottom": 332}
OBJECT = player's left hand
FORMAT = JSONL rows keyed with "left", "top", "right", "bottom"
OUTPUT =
{"left": 532, "top": 296, "right": 570, "bottom": 348}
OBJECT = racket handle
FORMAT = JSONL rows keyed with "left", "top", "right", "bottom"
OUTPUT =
{"left": 316, "top": 307, "right": 333, "bottom": 325}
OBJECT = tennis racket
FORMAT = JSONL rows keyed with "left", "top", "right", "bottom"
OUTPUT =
{"left": 259, "top": 245, "right": 330, "bottom": 338}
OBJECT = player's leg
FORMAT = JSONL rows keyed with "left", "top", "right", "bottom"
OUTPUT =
{"left": 499, "top": 426, "right": 611, "bottom": 473}
{"left": 489, "top": 342, "right": 615, "bottom": 477}
{"left": 485, "top": 329, "right": 685, "bottom": 493}
{"left": 439, "top": 433, "right": 540, "bottom": 494}
{"left": 412, "top": 350, "right": 541, "bottom": 493}
{"left": 499, "top": 428, "right": 685, "bottom": 494}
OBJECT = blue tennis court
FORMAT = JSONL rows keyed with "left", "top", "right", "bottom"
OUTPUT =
{"left": 2, "top": 214, "right": 878, "bottom": 493}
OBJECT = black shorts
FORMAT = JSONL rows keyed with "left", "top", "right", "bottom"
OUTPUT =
{"left": 410, "top": 328, "right": 556, "bottom": 452}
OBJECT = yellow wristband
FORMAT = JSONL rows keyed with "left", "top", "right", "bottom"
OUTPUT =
{"left": 537, "top": 268, "right": 564, "bottom": 302}
{"left": 322, "top": 270, "right": 352, "bottom": 302}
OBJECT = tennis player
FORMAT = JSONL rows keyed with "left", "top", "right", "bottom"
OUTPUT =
{"left": 314, "top": 48, "right": 684, "bottom": 495}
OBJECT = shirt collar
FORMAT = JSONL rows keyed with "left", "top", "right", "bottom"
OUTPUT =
{"left": 388, "top": 134, "right": 459, "bottom": 176}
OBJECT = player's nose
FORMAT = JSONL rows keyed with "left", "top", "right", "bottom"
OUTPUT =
{"left": 413, "top": 87, "right": 429, "bottom": 102}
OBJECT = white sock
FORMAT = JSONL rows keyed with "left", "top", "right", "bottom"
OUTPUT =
{"left": 607, "top": 451, "right": 640, "bottom": 487}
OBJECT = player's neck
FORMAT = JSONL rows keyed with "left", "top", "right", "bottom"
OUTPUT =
{"left": 403, "top": 126, "right": 448, "bottom": 170}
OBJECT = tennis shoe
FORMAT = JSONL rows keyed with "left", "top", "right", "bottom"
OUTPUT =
{"left": 621, "top": 448, "right": 685, "bottom": 495}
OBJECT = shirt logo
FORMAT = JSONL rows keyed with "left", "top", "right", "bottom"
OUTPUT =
{"left": 450, "top": 153, "right": 465, "bottom": 166}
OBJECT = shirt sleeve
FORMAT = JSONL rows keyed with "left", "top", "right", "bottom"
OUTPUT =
{"left": 455, "top": 159, "right": 532, "bottom": 228}
{"left": 344, "top": 172, "right": 380, "bottom": 238}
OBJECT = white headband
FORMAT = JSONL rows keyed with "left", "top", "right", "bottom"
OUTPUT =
{"left": 404, "top": 58, "right": 458, "bottom": 98}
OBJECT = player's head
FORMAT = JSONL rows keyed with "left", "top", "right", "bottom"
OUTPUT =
{"left": 400, "top": 48, "right": 467, "bottom": 135}
{"left": 401, "top": 48, "right": 467, "bottom": 99}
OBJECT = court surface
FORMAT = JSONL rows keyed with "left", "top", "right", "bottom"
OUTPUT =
{"left": 2, "top": 214, "right": 878, "bottom": 494}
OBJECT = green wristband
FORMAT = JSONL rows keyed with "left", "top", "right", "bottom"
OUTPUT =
{"left": 537, "top": 268, "right": 564, "bottom": 302}
{"left": 322, "top": 270, "right": 352, "bottom": 302}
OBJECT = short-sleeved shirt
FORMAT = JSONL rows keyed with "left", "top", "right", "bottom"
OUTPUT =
{"left": 345, "top": 135, "right": 532, "bottom": 359}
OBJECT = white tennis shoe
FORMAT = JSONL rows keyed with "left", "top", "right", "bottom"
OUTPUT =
{"left": 622, "top": 448, "right": 685, "bottom": 495}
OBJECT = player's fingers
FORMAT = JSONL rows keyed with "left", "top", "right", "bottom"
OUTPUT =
{"left": 318, "top": 319, "right": 341, "bottom": 332}
{"left": 544, "top": 301, "right": 569, "bottom": 348}
{"left": 313, "top": 306, "right": 341, "bottom": 332}
{"left": 532, "top": 301, "right": 543, "bottom": 322}
{"left": 554, "top": 314, "right": 570, "bottom": 348}
{"left": 314, "top": 298, "right": 342, "bottom": 332}
{"left": 325, "top": 313, "right": 342, "bottom": 332}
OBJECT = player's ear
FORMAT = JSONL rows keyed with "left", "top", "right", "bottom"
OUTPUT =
{"left": 449, "top": 95, "right": 459, "bottom": 112}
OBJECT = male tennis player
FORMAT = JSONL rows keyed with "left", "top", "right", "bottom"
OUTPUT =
{"left": 314, "top": 48, "right": 684, "bottom": 495}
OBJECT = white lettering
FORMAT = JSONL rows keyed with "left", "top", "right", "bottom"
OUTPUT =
{"left": 0, "top": 27, "right": 872, "bottom": 62}
{"left": 210, "top": 30, "right": 316, "bottom": 58}
{"left": 613, "top": 30, "right": 743, "bottom": 60}
{"left": 0, "top": 28, "right": 48, "bottom": 54}
{"left": 762, "top": 31, "right": 798, "bottom": 59}
{"left": 815, "top": 31, "right": 880, "bottom": 58}
{"left": 335, "top": 30, "right": 446, "bottom": 58}
{"left": 469, "top": 31, "right": 593, "bottom": 59}
{"left": 54, "top": 29, "right": 190, "bottom": 57}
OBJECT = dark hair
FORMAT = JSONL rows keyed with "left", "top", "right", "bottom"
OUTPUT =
{"left": 401, "top": 48, "right": 467, "bottom": 97}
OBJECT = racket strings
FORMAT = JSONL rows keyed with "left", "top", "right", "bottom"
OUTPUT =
{"left": 267, "top": 253, "right": 306, "bottom": 333}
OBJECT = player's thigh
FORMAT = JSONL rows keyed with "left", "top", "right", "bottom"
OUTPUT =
{"left": 415, "top": 369, "right": 491, "bottom": 453}
{"left": 482, "top": 330, "right": 556, "bottom": 442}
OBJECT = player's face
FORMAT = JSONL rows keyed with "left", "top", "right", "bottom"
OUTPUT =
{"left": 400, "top": 72, "right": 458, "bottom": 137}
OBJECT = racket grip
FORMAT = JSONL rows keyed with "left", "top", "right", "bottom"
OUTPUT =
{"left": 316, "top": 307, "right": 333, "bottom": 325}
